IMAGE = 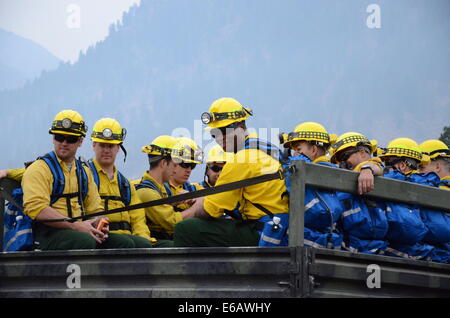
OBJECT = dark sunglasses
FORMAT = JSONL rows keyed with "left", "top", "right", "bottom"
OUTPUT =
{"left": 337, "top": 149, "right": 358, "bottom": 163}
{"left": 179, "top": 162, "right": 197, "bottom": 169}
{"left": 209, "top": 165, "right": 223, "bottom": 173}
{"left": 54, "top": 134, "right": 80, "bottom": 144}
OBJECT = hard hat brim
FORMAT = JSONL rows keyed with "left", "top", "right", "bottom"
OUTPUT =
{"left": 49, "top": 129, "right": 85, "bottom": 137}
{"left": 91, "top": 137, "right": 122, "bottom": 145}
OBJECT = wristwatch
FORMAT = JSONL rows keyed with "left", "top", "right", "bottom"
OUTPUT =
{"left": 360, "top": 165, "right": 374, "bottom": 174}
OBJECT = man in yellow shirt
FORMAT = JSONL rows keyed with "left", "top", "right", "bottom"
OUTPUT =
{"left": 87, "top": 118, "right": 155, "bottom": 248}
{"left": 21, "top": 110, "right": 133, "bottom": 250}
{"left": 165, "top": 137, "right": 204, "bottom": 211}
{"left": 419, "top": 139, "right": 450, "bottom": 191}
{"left": 196, "top": 144, "right": 230, "bottom": 188}
{"left": 134, "top": 135, "right": 199, "bottom": 243}
{"left": 173, "top": 97, "right": 289, "bottom": 247}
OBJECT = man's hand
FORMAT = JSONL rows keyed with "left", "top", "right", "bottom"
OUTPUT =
{"left": 173, "top": 189, "right": 197, "bottom": 207}
{"left": 182, "top": 197, "right": 210, "bottom": 219}
{"left": 358, "top": 168, "right": 375, "bottom": 195}
{"left": 72, "top": 218, "right": 108, "bottom": 244}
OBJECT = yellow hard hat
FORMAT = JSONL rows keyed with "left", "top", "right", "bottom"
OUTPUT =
{"left": 91, "top": 118, "right": 126, "bottom": 144}
{"left": 201, "top": 97, "right": 253, "bottom": 129}
{"left": 206, "top": 145, "right": 230, "bottom": 163}
{"left": 282, "top": 122, "right": 332, "bottom": 149}
{"left": 419, "top": 139, "right": 450, "bottom": 160}
{"left": 49, "top": 109, "right": 87, "bottom": 137}
{"left": 379, "top": 137, "right": 424, "bottom": 163}
{"left": 174, "top": 137, "right": 204, "bottom": 164}
{"left": 330, "top": 132, "right": 377, "bottom": 163}
{"left": 141, "top": 135, "right": 179, "bottom": 157}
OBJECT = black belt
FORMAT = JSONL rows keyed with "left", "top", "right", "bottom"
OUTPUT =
{"left": 109, "top": 221, "right": 131, "bottom": 231}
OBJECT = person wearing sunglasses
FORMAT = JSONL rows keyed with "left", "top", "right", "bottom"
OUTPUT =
{"left": 199, "top": 145, "right": 229, "bottom": 188}
{"left": 419, "top": 139, "right": 450, "bottom": 191}
{"left": 87, "top": 118, "right": 155, "bottom": 248}
{"left": 165, "top": 137, "right": 204, "bottom": 211}
{"left": 20, "top": 110, "right": 110, "bottom": 250}
{"left": 330, "top": 132, "right": 388, "bottom": 255}
{"left": 173, "top": 97, "right": 289, "bottom": 247}
{"left": 134, "top": 135, "right": 200, "bottom": 244}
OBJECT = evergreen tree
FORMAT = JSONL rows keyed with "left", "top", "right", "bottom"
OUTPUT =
{"left": 439, "top": 126, "right": 450, "bottom": 148}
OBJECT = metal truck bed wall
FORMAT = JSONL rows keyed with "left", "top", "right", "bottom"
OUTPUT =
{"left": 1, "top": 161, "right": 449, "bottom": 298}
{"left": 1, "top": 247, "right": 449, "bottom": 298}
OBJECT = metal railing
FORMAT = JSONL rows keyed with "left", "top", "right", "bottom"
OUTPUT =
{"left": 288, "top": 160, "right": 450, "bottom": 248}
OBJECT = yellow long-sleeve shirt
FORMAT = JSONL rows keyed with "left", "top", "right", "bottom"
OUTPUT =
{"left": 135, "top": 171, "right": 183, "bottom": 235}
{"left": 204, "top": 137, "right": 289, "bottom": 220}
{"left": 6, "top": 168, "right": 25, "bottom": 182}
{"left": 89, "top": 159, "right": 153, "bottom": 241}
{"left": 22, "top": 154, "right": 103, "bottom": 220}
{"left": 440, "top": 176, "right": 450, "bottom": 191}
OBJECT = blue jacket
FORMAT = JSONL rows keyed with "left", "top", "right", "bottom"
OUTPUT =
{"left": 383, "top": 170, "right": 428, "bottom": 245}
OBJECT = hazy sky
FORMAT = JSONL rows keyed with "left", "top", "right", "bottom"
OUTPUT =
{"left": 0, "top": 0, "right": 140, "bottom": 62}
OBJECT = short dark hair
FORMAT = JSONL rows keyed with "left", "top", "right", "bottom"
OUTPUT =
{"left": 148, "top": 155, "right": 171, "bottom": 170}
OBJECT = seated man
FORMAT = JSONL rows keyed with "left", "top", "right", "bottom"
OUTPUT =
{"left": 418, "top": 139, "right": 450, "bottom": 261}
{"left": 330, "top": 132, "right": 388, "bottom": 254}
{"left": 378, "top": 138, "right": 440, "bottom": 261}
{"left": 330, "top": 132, "right": 383, "bottom": 195}
{"left": 164, "top": 137, "right": 204, "bottom": 211}
{"left": 197, "top": 145, "right": 229, "bottom": 188}
{"left": 173, "top": 97, "right": 289, "bottom": 247}
{"left": 22, "top": 110, "right": 133, "bottom": 250}
{"left": 134, "top": 135, "right": 198, "bottom": 243}
{"left": 87, "top": 117, "right": 155, "bottom": 248}
{"left": 419, "top": 139, "right": 450, "bottom": 190}
{"left": 280, "top": 121, "right": 344, "bottom": 250}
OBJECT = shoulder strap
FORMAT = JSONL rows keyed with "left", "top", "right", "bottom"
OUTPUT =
{"left": 163, "top": 182, "right": 173, "bottom": 196}
{"left": 75, "top": 159, "right": 89, "bottom": 214}
{"left": 39, "top": 152, "right": 65, "bottom": 205}
{"left": 200, "top": 180, "right": 210, "bottom": 189}
{"left": 250, "top": 201, "right": 275, "bottom": 218}
{"left": 182, "top": 182, "right": 196, "bottom": 193}
{"left": 87, "top": 160, "right": 100, "bottom": 189}
{"left": 135, "top": 179, "right": 163, "bottom": 196}
{"left": 117, "top": 171, "right": 131, "bottom": 206}
{"left": 244, "top": 138, "right": 282, "bottom": 161}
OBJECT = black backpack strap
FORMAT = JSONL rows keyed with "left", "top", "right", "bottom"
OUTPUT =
{"left": 249, "top": 201, "right": 275, "bottom": 218}
{"left": 117, "top": 171, "right": 131, "bottom": 206}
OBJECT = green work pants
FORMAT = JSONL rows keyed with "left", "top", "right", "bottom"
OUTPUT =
{"left": 173, "top": 218, "right": 260, "bottom": 247}
{"left": 35, "top": 226, "right": 136, "bottom": 250}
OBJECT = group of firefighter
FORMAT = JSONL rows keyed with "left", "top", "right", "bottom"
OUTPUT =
{"left": 1, "top": 97, "right": 449, "bottom": 263}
